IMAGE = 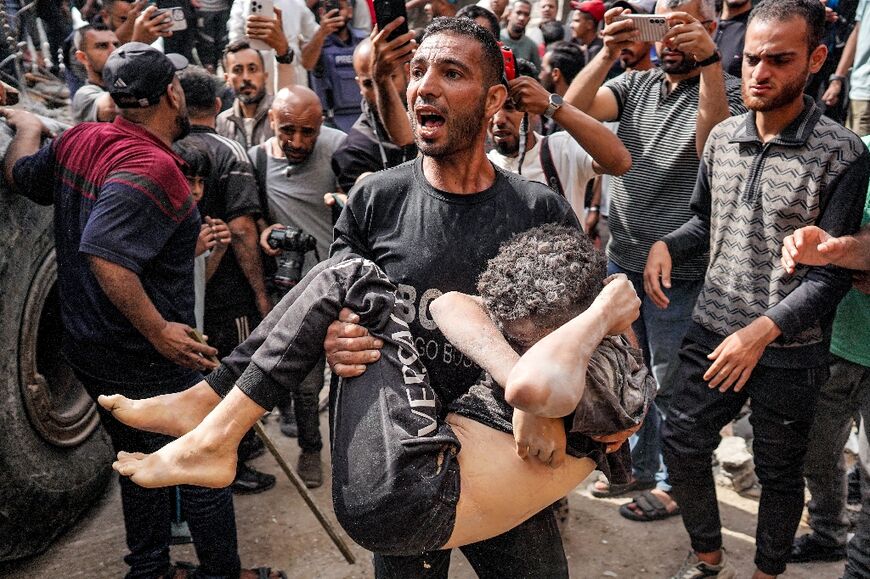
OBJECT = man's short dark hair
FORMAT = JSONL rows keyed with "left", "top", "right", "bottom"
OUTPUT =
{"left": 478, "top": 224, "right": 606, "bottom": 328}
{"left": 179, "top": 65, "right": 221, "bottom": 117}
{"left": 222, "top": 38, "right": 265, "bottom": 70}
{"left": 749, "top": 0, "right": 826, "bottom": 53}
{"left": 540, "top": 20, "right": 565, "bottom": 46}
{"left": 456, "top": 4, "right": 500, "bottom": 39}
{"left": 516, "top": 58, "right": 538, "bottom": 79}
{"left": 74, "top": 21, "right": 111, "bottom": 51}
{"left": 547, "top": 41, "right": 585, "bottom": 84}
{"left": 173, "top": 140, "right": 212, "bottom": 178}
{"left": 421, "top": 17, "right": 503, "bottom": 88}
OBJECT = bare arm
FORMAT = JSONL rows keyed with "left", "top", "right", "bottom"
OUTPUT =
{"left": 88, "top": 256, "right": 218, "bottom": 370}
{"left": 246, "top": 7, "right": 296, "bottom": 89}
{"left": 823, "top": 22, "right": 859, "bottom": 106}
{"left": 505, "top": 274, "right": 640, "bottom": 417}
{"left": 429, "top": 292, "right": 519, "bottom": 387}
{"left": 509, "top": 76, "right": 631, "bottom": 175}
{"left": 227, "top": 214, "right": 272, "bottom": 317}
{"left": 782, "top": 224, "right": 870, "bottom": 272}
{"left": 300, "top": 9, "right": 344, "bottom": 70}
{"left": 663, "top": 13, "right": 730, "bottom": 157}
{"left": 372, "top": 19, "right": 416, "bottom": 146}
{"left": 563, "top": 7, "right": 634, "bottom": 121}
{"left": 1, "top": 109, "right": 46, "bottom": 190}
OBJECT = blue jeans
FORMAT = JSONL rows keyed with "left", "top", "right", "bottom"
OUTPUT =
{"left": 78, "top": 370, "right": 241, "bottom": 579}
{"left": 607, "top": 262, "right": 702, "bottom": 491}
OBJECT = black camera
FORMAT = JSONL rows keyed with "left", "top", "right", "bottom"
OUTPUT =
{"left": 267, "top": 226, "right": 318, "bottom": 291}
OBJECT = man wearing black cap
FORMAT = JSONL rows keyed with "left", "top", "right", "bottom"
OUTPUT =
{"left": 1, "top": 43, "right": 283, "bottom": 579}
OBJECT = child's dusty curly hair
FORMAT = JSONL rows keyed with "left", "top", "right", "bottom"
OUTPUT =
{"left": 477, "top": 224, "right": 606, "bottom": 328}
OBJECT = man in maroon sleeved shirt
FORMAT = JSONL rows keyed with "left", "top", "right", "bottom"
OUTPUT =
{"left": 1, "top": 43, "right": 283, "bottom": 579}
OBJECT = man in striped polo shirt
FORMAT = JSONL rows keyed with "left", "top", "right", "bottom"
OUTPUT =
{"left": 646, "top": 1, "right": 869, "bottom": 576}
{"left": 564, "top": 0, "right": 746, "bottom": 516}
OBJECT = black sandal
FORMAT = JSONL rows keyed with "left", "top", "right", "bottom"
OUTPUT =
{"left": 618, "top": 490, "right": 681, "bottom": 522}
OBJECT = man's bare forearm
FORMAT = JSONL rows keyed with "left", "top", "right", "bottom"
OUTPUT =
{"left": 564, "top": 49, "right": 617, "bottom": 117}
{"left": 228, "top": 215, "right": 271, "bottom": 316}
{"left": 695, "top": 61, "right": 730, "bottom": 157}
{"left": 301, "top": 33, "right": 327, "bottom": 70}
{"left": 4, "top": 125, "right": 43, "bottom": 193}
{"left": 430, "top": 292, "right": 519, "bottom": 387}
{"left": 89, "top": 255, "right": 168, "bottom": 341}
{"left": 552, "top": 104, "right": 630, "bottom": 175}
{"left": 375, "top": 80, "right": 414, "bottom": 146}
{"left": 505, "top": 303, "right": 611, "bottom": 417}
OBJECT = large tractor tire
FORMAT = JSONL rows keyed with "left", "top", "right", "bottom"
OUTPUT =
{"left": 0, "top": 125, "right": 113, "bottom": 562}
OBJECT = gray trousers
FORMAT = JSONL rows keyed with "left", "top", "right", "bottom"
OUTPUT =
{"left": 803, "top": 355, "right": 870, "bottom": 579}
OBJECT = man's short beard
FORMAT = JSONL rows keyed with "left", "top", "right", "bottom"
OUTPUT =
{"left": 743, "top": 73, "right": 808, "bottom": 113}
{"left": 660, "top": 51, "right": 697, "bottom": 75}
{"left": 238, "top": 86, "right": 266, "bottom": 105}
{"left": 174, "top": 109, "right": 192, "bottom": 141}
{"left": 411, "top": 97, "right": 487, "bottom": 159}
{"left": 494, "top": 137, "right": 519, "bottom": 156}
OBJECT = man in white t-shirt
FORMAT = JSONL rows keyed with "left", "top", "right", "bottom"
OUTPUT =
{"left": 487, "top": 66, "right": 629, "bottom": 218}
{"left": 228, "top": 0, "right": 318, "bottom": 88}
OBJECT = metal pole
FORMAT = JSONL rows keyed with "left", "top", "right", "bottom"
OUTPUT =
{"left": 252, "top": 422, "right": 357, "bottom": 565}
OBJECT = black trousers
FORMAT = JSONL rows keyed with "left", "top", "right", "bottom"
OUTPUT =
{"left": 662, "top": 338, "right": 828, "bottom": 576}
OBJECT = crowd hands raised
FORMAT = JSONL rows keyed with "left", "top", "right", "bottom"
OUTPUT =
{"left": 3, "top": 0, "right": 870, "bottom": 578}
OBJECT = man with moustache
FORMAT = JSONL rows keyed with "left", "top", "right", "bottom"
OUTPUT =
{"left": 0, "top": 44, "right": 278, "bottom": 579}
{"left": 644, "top": 1, "right": 870, "bottom": 576}
{"left": 251, "top": 86, "right": 344, "bottom": 487}
{"left": 564, "top": 0, "right": 745, "bottom": 519}
{"left": 70, "top": 23, "right": 121, "bottom": 123}
{"left": 324, "top": 16, "right": 600, "bottom": 579}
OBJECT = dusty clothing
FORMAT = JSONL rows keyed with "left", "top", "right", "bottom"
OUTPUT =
{"left": 207, "top": 255, "right": 653, "bottom": 552}
{"left": 450, "top": 335, "right": 656, "bottom": 484}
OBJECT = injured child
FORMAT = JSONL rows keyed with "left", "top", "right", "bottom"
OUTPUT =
{"left": 99, "top": 224, "right": 656, "bottom": 556}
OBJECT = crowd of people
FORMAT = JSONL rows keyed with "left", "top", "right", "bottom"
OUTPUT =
{"left": 2, "top": 0, "right": 870, "bottom": 578}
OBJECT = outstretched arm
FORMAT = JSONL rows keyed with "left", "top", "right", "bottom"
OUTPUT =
{"left": 782, "top": 224, "right": 870, "bottom": 273}
{"left": 509, "top": 76, "right": 631, "bottom": 175}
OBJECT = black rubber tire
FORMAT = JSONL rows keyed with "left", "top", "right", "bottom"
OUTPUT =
{"left": 0, "top": 136, "right": 113, "bottom": 562}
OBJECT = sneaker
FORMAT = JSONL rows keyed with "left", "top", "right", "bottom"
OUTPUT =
{"left": 298, "top": 451, "right": 323, "bottom": 488}
{"left": 670, "top": 551, "right": 736, "bottom": 579}
{"left": 238, "top": 431, "right": 266, "bottom": 461}
{"left": 231, "top": 463, "right": 276, "bottom": 495}
{"left": 789, "top": 533, "right": 847, "bottom": 563}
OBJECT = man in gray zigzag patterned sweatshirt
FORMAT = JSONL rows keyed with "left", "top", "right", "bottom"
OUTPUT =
{"left": 643, "top": 1, "right": 870, "bottom": 578}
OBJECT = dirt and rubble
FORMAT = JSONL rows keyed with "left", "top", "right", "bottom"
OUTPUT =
{"left": 0, "top": 412, "right": 846, "bottom": 579}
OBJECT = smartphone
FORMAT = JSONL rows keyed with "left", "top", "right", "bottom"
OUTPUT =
{"left": 614, "top": 13, "right": 670, "bottom": 42}
{"left": 368, "top": 0, "right": 409, "bottom": 42}
{"left": 321, "top": 0, "right": 340, "bottom": 14}
{"left": 154, "top": 6, "right": 188, "bottom": 32}
{"left": 245, "top": 0, "right": 275, "bottom": 51}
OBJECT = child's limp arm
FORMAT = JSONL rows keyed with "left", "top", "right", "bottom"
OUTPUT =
{"left": 505, "top": 274, "right": 641, "bottom": 418}
{"left": 430, "top": 292, "right": 520, "bottom": 388}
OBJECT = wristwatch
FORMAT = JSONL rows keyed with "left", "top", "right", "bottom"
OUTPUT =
{"left": 696, "top": 51, "right": 721, "bottom": 68}
{"left": 543, "top": 93, "right": 563, "bottom": 119}
{"left": 275, "top": 49, "right": 295, "bottom": 64}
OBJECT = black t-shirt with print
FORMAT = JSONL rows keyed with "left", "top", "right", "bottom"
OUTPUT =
{"left": 332, "top": 157, "right": 581, "bottom": 404}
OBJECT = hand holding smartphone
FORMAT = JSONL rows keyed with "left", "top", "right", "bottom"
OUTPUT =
{"left": 368, "top": 0, "right": 410, "bottom": 42}
{"left": 245, "top": 0, "right": 275, "bottom": 51}
{"left": 613, "top": 14, "right": 670, "bottom": 42}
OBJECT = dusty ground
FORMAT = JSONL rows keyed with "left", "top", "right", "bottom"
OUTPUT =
{"left": 1, "top": 414, "right": 845, "bottom": 579}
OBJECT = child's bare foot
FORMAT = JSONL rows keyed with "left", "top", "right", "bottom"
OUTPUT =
{"left": 98, "top": 382, "right": 220, "bottom": 437}
{"left": 112, "top": 429, "right": 237, "bottom": 489}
